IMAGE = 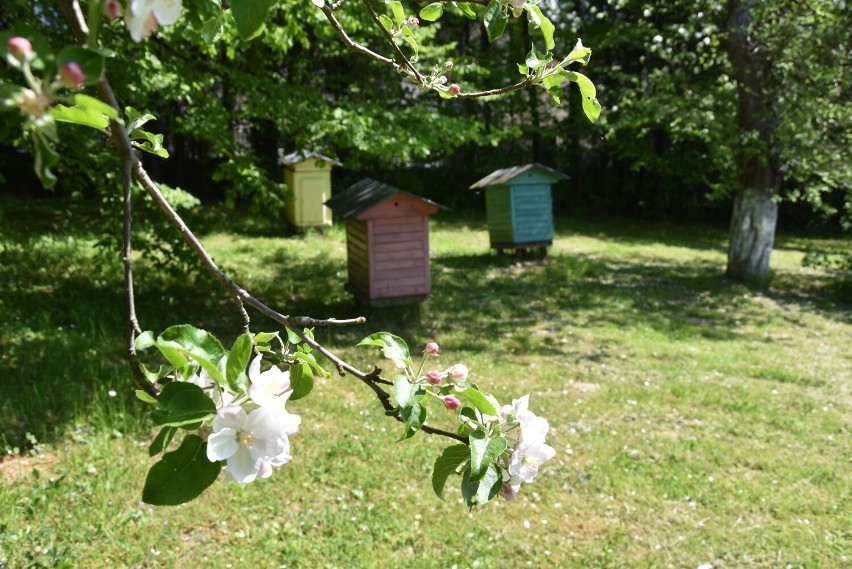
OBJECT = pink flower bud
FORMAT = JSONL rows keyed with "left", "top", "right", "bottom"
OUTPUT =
{"left": 408, "top": 17, "right": 420, "bottom": 26}
{"left": 444, "top": 61, "right": 453, "bottom": 70}
{"left": 18, "top": 88, "right": 49, "bottom": 117}
{"left": 103, "top": 0, "right": 123, "bottom": 20}
{"left": 448, "top": 363, "right": 469, "bottom": 382}
{"left": 427, "top": 370, "right": 443, "bottom": 385}
{"left": 59, "top": 62, "right": 85, "bottom": 88}
{"left": 7, "top": 37, "right": 33, "bottom": 63}
{"left": 424, "top": 342, "right": 439, "bottom": 356}
{"left": 444, "top": 395, "right": 460, "bottom": 410}
{"left": 448, "top": 84, "right": 461, "bottom": 95}
{"left": 500, "top": 483, "right": 517, "bottom": 501}
{"left": 512, "top": 0, "right": 526, "bottom": 8}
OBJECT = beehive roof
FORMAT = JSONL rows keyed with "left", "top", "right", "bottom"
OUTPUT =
{"left": 326, "top": 178, "right": 444, "bottom": 219}
{"left": 278, "top": 150, "right": 343, "bottom": 167}
{"left": 468, "top": 163, "right": 568, "bottom": 189}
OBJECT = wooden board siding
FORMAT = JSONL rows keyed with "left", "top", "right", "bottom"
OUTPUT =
{"left": 485, "top": 186, "right": 514, "bottom": 244}
{"left": 511, "top": 185, "right": 553, "bottom": 243}
{"left": 369, "top": 216, "right": 430, "bottom": 299}
{"left": 346, "top": 220, "right": 370, "bottom": 297}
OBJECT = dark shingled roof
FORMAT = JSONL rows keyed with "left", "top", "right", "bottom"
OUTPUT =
{"left": 468, "top": 163, "right": 568, "bottom": 189}
{"left": 278, "top": 150, "right": 343, "bottom": 167}
{"left": 325, "top": 178, "right": 444, "bottom": 219}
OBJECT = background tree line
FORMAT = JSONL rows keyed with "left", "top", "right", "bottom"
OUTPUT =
{"left": 1, "top": 0, "right": 850, "bottom": 281}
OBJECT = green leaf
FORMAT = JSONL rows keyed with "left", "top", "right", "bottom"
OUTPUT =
{"left": 150, "top": 382, "right": 216, "bottom": 428}
{"left": 526, "top": 5, "right": 555, "bottom": 51}
{"left": 202, "top": 14, "right": 224, "bottom": 45}
{"left": 149, "top": 426, "right": 177, "bottom": 456}
{"left": 289, "top": 362, "right": 313, "bottom": 401}
{"left": 230, "top": 0, "right": 278, "bottom": 41}
{"left": 378, "top": 14, "right": 394, "bottom": 31}
{"left": 483, "top": 1, "right": 508, "bottom": 42}
{"left": 400, "top": 25, "right": 419, "bottom": 60}
{"left": 142, "top": 435, "right": 221, "bottom": 505}
{"left": 469, "top": 432, "right": 508, "bottom": 482}
{"left": 73, "top": 94, "right": 119, "bottom": 120}
{"left": 51, "top": 103, "right": 109, "bottom": 132}
{"left": 125, "top": 106, "right": 156, "bottom": 132}
{"left": 135, "top": 389, "right": 158, "bottom": 404}
{"left": 458, "top": 387, "right": 499, "bottom": 417}
{"left": 393, "top": 375, "right": 415, "bottom": 407}
{"left": 0, "top": 84, "right": 24, "bottom": 110}
{"left": 565, "top": 38, "right": 592, "bottom": 66}
{"left": 420, "top": 3, "right": 443, "bottom": 21}
{"left": 158, "top": 325, "right": 226, "bottom": 385}
{"left": 254, "top": 332, "right": 278, "bottom": 344}
{"left": 517, "top": 63, "right": 529, "bottom": 75}
{"left": 293, "top": 350, "right": 330, "bottom": 378}
{"left": 399, "top": 396, "right": 426, "bottom": 441}
{"left": 135, "top": 330, "right": 156, "bottom": 351}
{"left": 357, "top": 332, "right": 412, "bottom": 369}
{"left": 32, "top": 128, "right": 59, "bottom": 189}
{"left": 285, "top": 328, "right": 303, "bottom": 345}
{"left": 226, "top": 333, "right": 252, "bottom": 385}
{"left": 452, "top": 2, "right": 476, "bottom": 19}
{"left": 432, "top": 444, "right": 469, "bottom": 500}
{"left": 567, "top": 71, "right": 602, "bottom": 123}
{"left": 582, "top": 96, "right": 602, "bottom": 123}
{"left": 525, "top": 45, "right": 553, "bottom": 70}
{"left": 389, "top": 1, "right": 405, "bottom": 27}
{"left": 56, "top": 46, "right": 105, "bottom": 87}
{"left": 461, "top": 463, "right": 503, "bottom": 510}
{"left": 130, "top": 129, "right": 169, "bottom": 158}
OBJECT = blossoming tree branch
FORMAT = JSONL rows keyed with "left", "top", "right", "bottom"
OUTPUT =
{"left": 0, "top": 0, "right": 598, "bottom": 509}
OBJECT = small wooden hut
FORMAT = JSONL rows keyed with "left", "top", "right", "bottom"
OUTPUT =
{"left": 280, "top": 151, "right": 342, "bottom": 230}
{"left": 469, "top": 163, "right": 567, "bottom": 257}
{"left": 325, "top": 178, "right": 443, "bottom": 306}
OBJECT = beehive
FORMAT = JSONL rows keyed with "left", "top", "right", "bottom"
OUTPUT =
{"left": 469, "top": 163, "right": 567, "bottom": 256}
{"left": 280, "top": 151, "right": 341, "bottom": 229}
{"left": 326, "top": 178, "right": 443, "bottom": 306}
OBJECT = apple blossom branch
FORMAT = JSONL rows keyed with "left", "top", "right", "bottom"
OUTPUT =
{"left": 322, "top": 0, "right": 537, "bottom": 98}
{"left": 57, "top": 0, "right": 466, "bottom": 445}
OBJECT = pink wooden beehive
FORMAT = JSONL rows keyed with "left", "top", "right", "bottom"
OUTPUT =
{"left": 325, "top": 178, "right": 443, "bottom": 306}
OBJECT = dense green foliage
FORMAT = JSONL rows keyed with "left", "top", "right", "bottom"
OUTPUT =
{"left": 1, "top": 1, "right": 849, "bottom": 232}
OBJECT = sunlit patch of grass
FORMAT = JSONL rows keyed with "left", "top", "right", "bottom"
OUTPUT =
{"left": 1, "top": 199, "right": 850, "bottom": 567}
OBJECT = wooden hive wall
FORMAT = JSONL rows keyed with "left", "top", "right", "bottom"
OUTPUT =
{"left": 368, "top": 216, "right": 430, "bottom": 299}
{"left": 484, "top": 186, "right": 514, "bottom": 244}
{"left": 345, "top": 220, "right": 370, "bottom": 297}
{"left": 510, "top": 185, "right": 553, "bottom": 243}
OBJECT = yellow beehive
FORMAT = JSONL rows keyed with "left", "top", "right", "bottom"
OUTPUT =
{"left": 280, "top": 151, "right": 342, "bottom": 229}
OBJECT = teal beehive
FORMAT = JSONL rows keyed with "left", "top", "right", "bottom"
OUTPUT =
{"left": 469, "top": 163, "right": 567, "bottom": 256}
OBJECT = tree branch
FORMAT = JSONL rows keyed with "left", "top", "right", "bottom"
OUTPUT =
{"left": 362, "top": 0, "right": 426, "bottom": 87}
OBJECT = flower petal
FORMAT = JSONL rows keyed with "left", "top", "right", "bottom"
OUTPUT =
{"left": 206, "top": 427, "right": 238, "bottom": 462}
{"left": 153, "top": 0, "right": 182, "bottom": 26}
{"left": 227, "top": 444, "right": 260, "bottom": 484}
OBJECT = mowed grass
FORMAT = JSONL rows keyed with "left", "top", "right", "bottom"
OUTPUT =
{"left": 1, "top": 198, "right": 850, "bottom": 568}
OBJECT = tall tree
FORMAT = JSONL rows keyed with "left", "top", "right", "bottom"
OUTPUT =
{"left": 723, "top": 0, "right": 778, "bottom": 283}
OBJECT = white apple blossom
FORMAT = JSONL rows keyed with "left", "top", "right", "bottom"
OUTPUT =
{"left": 248, "top": 355, "right": 291, "bottom": 408}
{"left": 125, "top": 0, "right": 182, "bottom": 43}
{"left": 508, "top": 442, "right": 556, "bottom": 484}
{"left": 206, "top": 404, "right": 295, "bottom": 483}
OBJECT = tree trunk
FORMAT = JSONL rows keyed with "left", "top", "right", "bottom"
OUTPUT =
{"left": 724, "top": 0, "right": 779, "bottom": 285}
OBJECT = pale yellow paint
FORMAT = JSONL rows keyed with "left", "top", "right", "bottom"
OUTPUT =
{"left": 283, "top": 158, "right": 334, "bottom": 228}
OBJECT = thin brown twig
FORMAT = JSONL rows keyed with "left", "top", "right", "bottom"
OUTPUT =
{"left": 362, "top": 0, "right": 426, "bottom": 87}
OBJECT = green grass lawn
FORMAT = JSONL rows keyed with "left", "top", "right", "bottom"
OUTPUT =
{"left": 1, "top": 198, "right": 850, "bottom": 568}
